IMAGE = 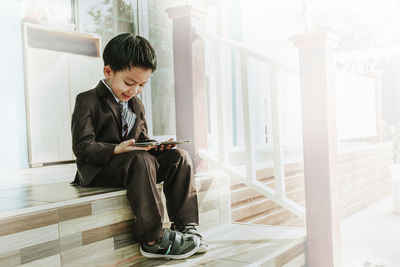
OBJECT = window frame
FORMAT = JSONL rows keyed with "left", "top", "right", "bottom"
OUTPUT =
{"left": 136, "top": 0, "right": 155, "bottom": 138}
{"left": 71, "top": 0, "right": 165, "bottom": 139}
{"left": 136, "top": 0, "right": 176, "bottom": 141}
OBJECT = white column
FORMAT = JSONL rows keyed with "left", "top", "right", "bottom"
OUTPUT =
{"left": 290, "top": 33, "right": 341, "bottom": 267}
{"left": 166, "top": 5, "right": 209, "bottom": 172}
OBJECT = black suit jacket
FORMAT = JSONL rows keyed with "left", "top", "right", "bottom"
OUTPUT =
{"left": 71, "top": 81, "right": 151, "bottom": 186}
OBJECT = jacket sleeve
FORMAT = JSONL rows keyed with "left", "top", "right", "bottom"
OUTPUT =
{"left": 137, "top": 99, "right": 152, "bottom": 141}
{"left": 71, "top": 94, "right": 116, "bottom": 165}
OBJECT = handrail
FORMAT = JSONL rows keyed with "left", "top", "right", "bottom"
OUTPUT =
{"left": 195, "top": 30, "right": 298, "bottom": 74}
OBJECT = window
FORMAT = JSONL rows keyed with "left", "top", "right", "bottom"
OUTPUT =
{"left": 147, "top": 0, "right": 180, "bottom": 137}
{"left": 21, "top": 0, "right": 73, "bottom": 30}
{"left": 76, "top": 0, "right": 138, "bottom": 45}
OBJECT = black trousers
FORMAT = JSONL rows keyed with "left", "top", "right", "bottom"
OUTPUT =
{"left": 90, "top": 148, "right": 199, "bottom": 243}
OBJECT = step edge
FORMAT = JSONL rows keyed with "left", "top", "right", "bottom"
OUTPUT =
{"left": 0, "top": 189, "right": 127, "bottom": 219}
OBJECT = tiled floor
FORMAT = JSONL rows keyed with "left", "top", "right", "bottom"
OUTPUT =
{"left": 0, "top": 164, "right": 122, "bottom": 214}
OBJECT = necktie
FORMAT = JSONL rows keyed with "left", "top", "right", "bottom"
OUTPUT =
{"left": 120, "top": 103, "right": 136, "bottom": 138}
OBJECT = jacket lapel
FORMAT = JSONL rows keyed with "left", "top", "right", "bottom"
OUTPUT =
{"left": 125, "top": 97, "right": 143, "bottom": 139}
{"left": 130, "top": 97, "right": 141, "bottom": 126}
{"left": 96, "top": 81, "right": 122, "bottom": 135}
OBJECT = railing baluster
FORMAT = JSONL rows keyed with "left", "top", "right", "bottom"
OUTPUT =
{"left": 265, "top": 65, "right": 273, "bottom": 145}
{"left": 234, "top": 51, "right": 244, "bottom": 148}
{"left": 270, "top": 66, "right": 286, "bottom": 198}
{"left": 207, "top": 39, "right": 218, "bottom": 152}
{"left": 215, "top": 41, "right": 227, "bottom": 165}
{"left": 254, "top": 60, "right": 267, "bottom": 145}
{"left": 240, "top": 54, "right": 256, "bottom": 181}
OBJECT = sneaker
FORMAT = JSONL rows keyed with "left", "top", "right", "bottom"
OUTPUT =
{"left": 139, "top": 228, "right": 200, "bottom": 259}
{"left": 171, "top": 223, "right": 209, "bottom": 253}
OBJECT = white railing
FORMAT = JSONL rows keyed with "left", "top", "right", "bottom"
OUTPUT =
{"left": 277, "top": 69, "right": 379, "bottom": 145}
{"left": 278, "top": 69, "right": 379, "bottom": 144}
{"left": 198, "top": 30, "right": 305, "bottom": 218}
{"left": 197, "top": 30, "right": 381, "bottom": 220}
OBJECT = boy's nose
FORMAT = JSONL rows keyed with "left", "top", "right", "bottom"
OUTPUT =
{"left": 129, "top": 85, "right": 138, "bottom": 95}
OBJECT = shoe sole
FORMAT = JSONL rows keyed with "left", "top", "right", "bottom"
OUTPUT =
{"left": 196, "top": 243, "right": 209, "bottom": 254}
{"left": 140, "top": 239, "right": 200, "bottom": 260}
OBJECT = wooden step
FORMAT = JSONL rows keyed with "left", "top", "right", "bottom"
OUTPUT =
{"left": 228, "top": 142, "right": 392, "bottom": 229}
{"left": 283, "top": 217, "right": 307, "bottom": 228}
{"left": 341, "top": 181, "right": 392, "bottom": 219}
{"left": 338, "top": 157, "right": 392, "bottom": 186}
{"left": 340, "top": 173, "right": 391, "bottom": 206}
{"left": 231, "top": 188, "right": 305, "bottom": 223}
{"left": 138, "top": 223, "right": 306, "bottom": 267}
{"left": 231, "top": 170, "right": 304, "bottom": 194}
{"left": 339, "top": 164, "right": 391, "bottom": 194}
{"left": 0, "top": 172, "right": 231, "bottom": 266}
{"left": 252, "top": 208, "right": 301, "bottom": 226}
{"left": 241, "top": 199, "right": 306, "bottom": 227}
{"left": 230, "top": 174, "right": 304, "bottom": 208}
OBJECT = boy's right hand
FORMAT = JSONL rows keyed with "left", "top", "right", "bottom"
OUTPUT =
{"left": 113, "top": 139, "right": 155, "bottom": 155}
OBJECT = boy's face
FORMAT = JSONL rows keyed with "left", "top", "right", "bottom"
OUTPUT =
{"left": 103, "top": 65, "right": 152, "bottom": 102}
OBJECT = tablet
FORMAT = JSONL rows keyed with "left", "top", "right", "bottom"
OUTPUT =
{"left": 132, "top": 141, "right": 161, "bottom": 147}
{"left": 160, "top": 139, "right": 195, "bottom": 145}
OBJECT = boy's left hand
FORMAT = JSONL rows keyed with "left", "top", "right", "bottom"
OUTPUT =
{"left": 155, "top": 138, "right": 177, "bottom": 152}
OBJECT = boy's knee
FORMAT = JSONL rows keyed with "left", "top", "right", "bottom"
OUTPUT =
{"left": 172, "top": 148, "right": 192, "bottom": 165}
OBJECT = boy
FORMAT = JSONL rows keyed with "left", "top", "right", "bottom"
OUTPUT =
{"left": 71, "top": 33, "right": 207, "bottom": 259}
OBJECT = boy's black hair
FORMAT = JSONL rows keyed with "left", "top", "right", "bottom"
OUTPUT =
{"left": 103, "top": 33, "right": 157, "bottom": 72}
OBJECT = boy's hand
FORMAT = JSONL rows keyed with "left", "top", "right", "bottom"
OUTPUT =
{"left": 113, "top": 139, "right": 155, "bottom": 155}
{"left": 155, "top": 138, "right": 177, "bottom": 152}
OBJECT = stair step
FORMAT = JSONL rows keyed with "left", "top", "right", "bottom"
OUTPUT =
{"left": 251, "top": 208, "right": 300, "bottom": 226}
{"left": 232, "top": 185, "right": 305, "bottom": 210}
{"left": 229, "top": 168, "right": 304, "bottom": 190}
{"left": 230, "top": 173, "right": 304, "bottom": 205}
{"left": 227, "top": 142, "right": 392, "bottom": 229}
{"left": 0, "top": 167, "right": 232, "bottom": 266}
{"left": 137, "top": 223, "right": 306, "bottom": 266}
{"left": 230, "top": 182, "right": 303, "bottom": 209}
{"left": 0, "top": 174, "right": 306, "bottom": 266}
{"left": 341, "top": 182, "right": 392, "bottom": 219}
{"left": 225, "top": 158, "right": 304, "bottom": 182}
{"left": 231, "top": 189, "right": 305, "bottom": 223}
{"left": 283, "top": 217, "right": 307, "bottom": 228}
{"left": 340, "top": 173, "right": 391, "bottom": 205}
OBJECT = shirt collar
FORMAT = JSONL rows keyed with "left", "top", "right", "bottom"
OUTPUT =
{"left": 102, "top": 79, "right": 127, "bottom": 106}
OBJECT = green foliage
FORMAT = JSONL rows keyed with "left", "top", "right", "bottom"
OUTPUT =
{"left": 86, "top": 0, "right": 135, "bottom": 45}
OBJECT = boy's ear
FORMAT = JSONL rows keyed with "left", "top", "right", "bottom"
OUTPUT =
{"left": 103, "top": 65, "right": 113, "bottom": 79}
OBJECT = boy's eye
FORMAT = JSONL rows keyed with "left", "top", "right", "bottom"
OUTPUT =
{"left": 124, "top": 81, "right": 134, "bottom": 86}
